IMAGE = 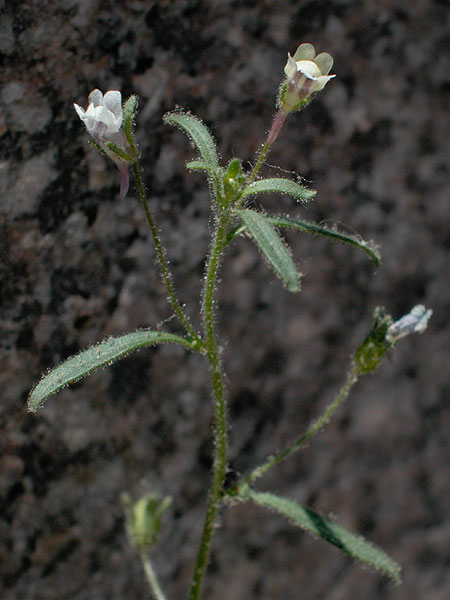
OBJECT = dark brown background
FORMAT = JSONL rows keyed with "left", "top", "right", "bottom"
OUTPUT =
{"left": 0, "top": 1, "right": 448, "bottom": 599}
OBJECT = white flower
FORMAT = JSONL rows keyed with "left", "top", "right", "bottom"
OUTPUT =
{"left": 386, "top": 304, "right": 433, "bottom": 343}
{"left": 281, "top": 43, "right": 335, "bottom": 111}
{"left": 74, "top": 89, "right": 130, "bottom": 199}
{"left": 74, "top": 89, "right": 123, "bottom": 144}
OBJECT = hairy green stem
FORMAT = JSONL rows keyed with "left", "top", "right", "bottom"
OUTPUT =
{"left": 243, "top": 364, "right": 360, "bottom": 485}
{"left": 188, "top": 213, "right": 229, "bottom": 600}
{"left": 246, "top": 139, "right": 270, "bottom": 186}
{"left": 141, "top": 553, "right": 167, "bottom": 600}
{"left": 233, "top": 138, "right": 271, "bottom": 211}
{"left": 132, "top": 162, "right": 204, "bottom": 348}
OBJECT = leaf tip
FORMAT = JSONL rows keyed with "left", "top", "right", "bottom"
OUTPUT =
{"left": 27, "top": 388, "right": 43, "bottom": 413}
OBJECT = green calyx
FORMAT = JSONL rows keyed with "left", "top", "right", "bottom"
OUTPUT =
{"left": 277, "top": 81, "right": 312, "bottom": 112}
{"left": 354, "top": 307, "right": 392, "bottom": 374}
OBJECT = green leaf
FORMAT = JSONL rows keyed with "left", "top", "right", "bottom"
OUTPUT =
{"left": 269, "top": 216, "right": 381, "bottom": 266}
{"left": 88, "top": 140, "right": 106, "bottom": 155}
{"left": 163, "top": 112, "right": 220, "bottom": 170}
{"left": 186, "top": 160, "right": 210, "bottom": 172}
{"left": 122, "top": 95, "right": 138, "bottom": 152}
{"left": 123, "top": 95, "right": 137, "bottom": 124}
{"left": 241, "top": 178, "right": 316, "bottom": 203}
{"left": 106, "top": 142, "right": 132, "bottom": 162}
{"left": 225, "top": 158, "right": 243, "bottom": 180}
{"left": 235, "top": 209, "right": 300, "bottom": 292}
{"left": 244, "top": 489, "right": 401, "bottom": 584}
{"left": 28, "top": 330, "right": 195, "bottom": 412}
{"left": 227, "top": 215, "right": 380, "bottom": 267}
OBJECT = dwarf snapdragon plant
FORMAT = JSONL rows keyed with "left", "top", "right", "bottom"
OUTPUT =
{"left": 29, "top": 44, "right": 432, "bottom": 600}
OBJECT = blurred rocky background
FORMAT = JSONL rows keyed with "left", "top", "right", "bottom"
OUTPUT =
{"left": 0, "top": 1, "right": 448, "bottom": 599}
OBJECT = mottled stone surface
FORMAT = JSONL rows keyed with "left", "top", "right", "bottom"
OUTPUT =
{"left": 0, "top": 1, "right": 448, "bottom": 599}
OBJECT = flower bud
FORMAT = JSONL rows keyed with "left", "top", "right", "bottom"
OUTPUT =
{"left": 224, "top": 158, "right": 245, "bottom": 202}
{"left": 122, "top": 492, "right": 172, "bottom": 553}
{"left": 279, "top": 43, "right": 335, "bottom": 113}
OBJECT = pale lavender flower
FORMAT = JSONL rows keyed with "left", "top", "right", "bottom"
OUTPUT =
{"left": 268, "top": 43, "right": 335, "bottom": 145}
{"left": 74, "top": 89, "right": 130, "bottom": 199}
{"left": 386, "top": 304, "right": 433, "bottom": 343}
{"left": 281, "top": 43, "right": 335, "bottom": 112}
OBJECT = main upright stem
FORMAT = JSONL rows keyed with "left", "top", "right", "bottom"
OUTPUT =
{"left": 188, "top": 213, "right": 229, "bottom": 600}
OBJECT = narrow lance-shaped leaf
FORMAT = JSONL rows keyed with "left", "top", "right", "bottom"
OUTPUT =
{"left": 241, "top": 178, "right": 316, "bottom": 204}
{"left": 244, "top": 489, "right": 401, "bottom": 584}
{"left": 106, "top": 142, "right": 133, "bottom": 162}
{"left": 88, "top": 140, "right": 106, "bottom": 155}
{"left": 28, "top": 330, "right": 195, "bottom": 412}
{"left": 227, "top": 215, "right": 381, "bottom": 266}
{"left": 163, "top": 112, "right": 220, "bottom": 170}
{"left": 186, "top": 160, "right": 210, "bottom": 172}
{"left": 123, "top": 95, "right": 137, "bottom": 125}
{"left": 122, "top": 95, "right": 138, "bottom": 151}
{"left": 235, "top": 209, "right": 300, "bottom": 292}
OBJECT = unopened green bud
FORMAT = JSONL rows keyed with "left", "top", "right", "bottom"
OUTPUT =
{"left": 123, "top": 491, "right": 172, "bottom": 553}
{"left": 224, "top": 159, "right": 245, "bottom": 202}
{"left": 225, "top": 158, "right": 242, "bottom": 180}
